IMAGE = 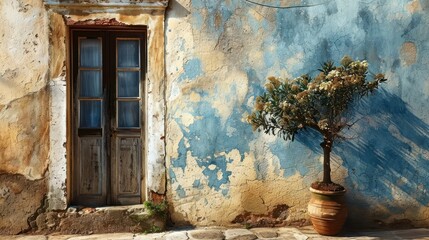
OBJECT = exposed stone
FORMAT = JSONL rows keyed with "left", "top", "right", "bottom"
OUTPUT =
{"left": 224, "top": 229, "right": 256, "bottom": 240}
{"left": 231, "top": 205, "right": 291, "bottom": 228}
{"left": 65, "top": 17, "right": 127, "bottom": 26}
{"left": 22, "top": 204, "right": 167, "bottom": 235}
{"left": 0, "top": 174, "right": 47, "bottom": 235}
{"left": 56, "top": 210, "right": 139, "bottom": 234}
{"left": 80, "top": 208, "right": 96, "bottom": 215}
{"left": 36, "top": 214, "right": 48, "bottom": 231}
{"left": 407, "top": 0, "right": 422, "bottom": 13}
{"left": 67, "top": 207, "right": 78, "bottom": 214}
{"left": 45, "top": 212, "right": 60, "bottom": 229}
{"left": 150, "top": 190, "right": 167, "bottom": 204}
{"left": 400, "top": 42, "right": 417, "bottom": 66}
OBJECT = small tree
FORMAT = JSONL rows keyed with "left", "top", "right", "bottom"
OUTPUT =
{"left": 246, "top": 56, "right": 387, "bottom": 190}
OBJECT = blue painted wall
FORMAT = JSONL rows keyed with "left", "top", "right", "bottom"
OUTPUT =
{"left": 166, "top": 0, "right": 429, "bottom": 227}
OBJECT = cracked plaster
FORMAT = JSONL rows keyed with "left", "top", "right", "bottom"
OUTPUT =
{"left": 1, "top": 2, "right": 169, "bottom": 231}
{"left": 165, "top": 0, "right": 429, "bottom": 228}
{"left": 2, "top": 0, "right": 429, "bottom": 231}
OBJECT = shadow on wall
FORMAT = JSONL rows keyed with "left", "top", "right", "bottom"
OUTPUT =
{"left": 297, "top": 90, "right": 429, "bottom": 228}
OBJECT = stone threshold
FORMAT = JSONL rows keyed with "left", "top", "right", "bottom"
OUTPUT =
{"left": 66, "top": 204, "right": 146, "bottom": 214}
{"left": 31, "top": 204, "right": 165, "bottom": 235}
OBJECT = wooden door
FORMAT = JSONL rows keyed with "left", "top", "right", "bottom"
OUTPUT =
{"left": 71, "top": 28, "right": 146, "bottom": 207}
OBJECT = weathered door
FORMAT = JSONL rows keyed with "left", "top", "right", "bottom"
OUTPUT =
{"left": 71, "top": 28, "right": 146, "bottom": 206}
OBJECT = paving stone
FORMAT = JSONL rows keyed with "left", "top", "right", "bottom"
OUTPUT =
{"left": 277, "top": 227, "right": 308, "bottom": 240}
{"left": 393, "top": 228, "right": 429, "bottom": 239}
{"left": 257, "top": 237, "right": 284, "bottom": 240}
{"left": 188, "top": 229, "right": 224, "bottom": 240}
{"left": 250, "top": 228, "right": 278, "bottom": 238}
{"left": 0, "top": 237, "right": 47, "bottom": 240}
{"left": 224, "top": 229, "right": 256, "bottom": 240}
{"left": 66, "top": 233, "right": 135, "bottom": 240}
{"left": 3, "top": 227, "right": 429, "bottom": 240}
{"left": 48, "top": 235, "right": 79, "bottom": 240}
{"left": 279, "top": 232, "right": 308, "bottom": 240}
{"left": 134, "top": 232, "right": 166, "bottom": 240}
{"left": 294, "top": 226, "right": 317, "bottom": 235}
{"left": 165, "top": 231, "right": 189, "bottom": 240}
{"left": 359, "top": 230, "right": 404, "bottom": 240}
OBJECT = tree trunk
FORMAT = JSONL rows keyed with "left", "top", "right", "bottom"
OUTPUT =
{"left": 321, "top": 139, "right": 332, "bottom": 184}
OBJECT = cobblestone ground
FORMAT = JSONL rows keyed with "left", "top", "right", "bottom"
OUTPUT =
{"left": 1, "top": 226, "right": 429, "bottom": 240}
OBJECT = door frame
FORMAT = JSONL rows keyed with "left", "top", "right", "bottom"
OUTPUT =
{"left": 44, "top": 4, "right": 169, "bottom": 209}
{"left": 69, "top": 26, "right": 148, "bottom": 206}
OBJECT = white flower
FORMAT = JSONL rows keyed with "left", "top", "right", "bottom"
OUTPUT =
{"left": 319, "top": 81, "right": 331, "bottom": 90}
{"left": 326, "top": 70, "right": 340, "bottom": 79}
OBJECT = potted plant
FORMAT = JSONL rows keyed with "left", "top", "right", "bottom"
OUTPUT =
{"left": 246, "top": 56, "right": 387, "bottom": 235}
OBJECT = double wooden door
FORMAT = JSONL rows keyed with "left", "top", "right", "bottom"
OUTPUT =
{"left": 70, "top": 28, "right": 146, "bottom": 206}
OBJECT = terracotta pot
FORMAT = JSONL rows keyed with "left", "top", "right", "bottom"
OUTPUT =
{"left": 307, "top": 187, "right": 347, "bottom": 236}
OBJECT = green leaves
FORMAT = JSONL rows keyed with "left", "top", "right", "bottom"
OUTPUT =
{"left": 246, "top": 56, "right": 387, "bottom": 141}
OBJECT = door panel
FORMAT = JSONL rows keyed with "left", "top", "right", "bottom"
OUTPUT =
{"left": 71, "top": 28, "right": 146, "bottom": 206}
{"left": 110, "top": 34, "right": 144, "bottom": 205}
{"left": 72, "top": 32, "right": 107, "bottom": 207}
{"left": 78, "top": 138, "right": 104, "bottom": 196}
{"left": 112, "top": 137, "right": 142, "bottom": 205}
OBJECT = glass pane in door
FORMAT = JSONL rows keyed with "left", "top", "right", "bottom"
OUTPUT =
{"left": 79, "top": 70, "right": 102, "bottom": 97}
{"left": 117, "top": 40, "right": 139, "bottom": 68}
{"left": 118, "top": 101, "right": 139, "bottom": 128}
{"left": 80, "top": 100, "right": 102, "bottom": 128}
{"left": 118, "top": 71, "right": 139, "bottom": 97}
{"left": 80, "top": 39, "right": 102, "bottom": 68}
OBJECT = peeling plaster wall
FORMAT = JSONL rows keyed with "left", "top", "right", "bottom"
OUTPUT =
{"left": 2, "top": 0, "right": 429, "bottom": 233}
{"left": 1, "top": 0, "right": 169, "bottom": 233}
{"left": 0, "top": 0, "right": 50, "bottom": 234}
{"left": 47, "top": 11, "right": 68, "bottom": 211}
{"left": 0, "top": 0, "right": 49, "bottom": 179}
{"left": 165, "top": 0, "right": 429, "bottom": 227}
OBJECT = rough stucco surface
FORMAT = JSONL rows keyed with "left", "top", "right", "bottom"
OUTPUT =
{"left": 1, "top": 0, "right": 169, "bottom": 232}
{"left": 2, "top": 0, "right": 429, "bottom": 233}
{"left": 0, "top": 0, "right": 50, "bottom": 234}
{"left": 0, "top": 0, "right": 50, "bottom": 179}
{"left": 0, "top": 174, "right": 47, "bottom": 234}
{"left": 165, "top": 0, "right": 429, "bottom": 228}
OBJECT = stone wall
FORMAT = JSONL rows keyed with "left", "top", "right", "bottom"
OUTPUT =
{"left": 165, "top": 0, "right": 429, "bottom": 228}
